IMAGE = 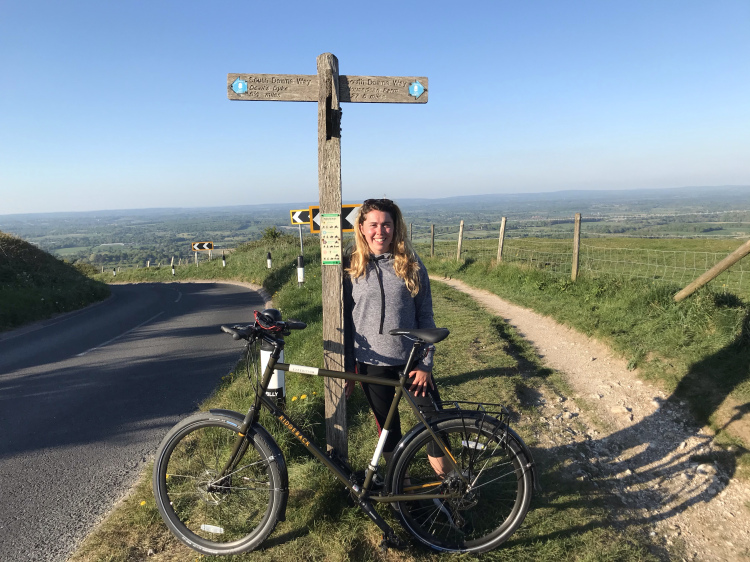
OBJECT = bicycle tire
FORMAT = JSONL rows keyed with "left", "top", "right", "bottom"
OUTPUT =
{"left": 152, "top": 412, "right": 285, "bottom": 556}
{"left": 388, "top": 416, "right": 533, "bottom": 553}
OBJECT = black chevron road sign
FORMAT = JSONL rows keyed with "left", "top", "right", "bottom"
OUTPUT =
{"left": 290, "top": 209, "right": 311, "bottom": 224}
{"left": 192, "top": 242, "right": 214, "bottom": 251}
{"left": 309, "top": 204, "right": 361, "bottom": 234}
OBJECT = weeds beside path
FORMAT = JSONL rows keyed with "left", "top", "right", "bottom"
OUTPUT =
{"left": 432, "top": 275, "right": 750, "bottom": 561}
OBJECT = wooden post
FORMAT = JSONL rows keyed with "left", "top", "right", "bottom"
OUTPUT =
{"left": 195, "top": 252, "right": 198, "bottom": 267}
{"left": 430, "top": 224, "right": 435, "bottom": 258}
{"left": 228, "top": 54, "right": 429, "bottom": 461}
{"left": 571, "top": 213, "right": 581, "bottom": 281}
{"left": 457, "top": 220, "right": 464, "bottom": 260}
{"left": 497, "top": 217, "right": 507, "bottom": 263}
{"left": 317, "top": 53, "right": 347, "bottom": 457}
{"left": 674, "top": 239, "right": 750, "bottom": 302}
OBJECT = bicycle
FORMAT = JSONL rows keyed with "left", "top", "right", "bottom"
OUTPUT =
{"left": 152, "top": 309, "right": 538, "bottom": 556}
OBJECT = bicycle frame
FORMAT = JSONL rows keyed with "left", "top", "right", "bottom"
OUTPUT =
{"left": 222, "top": 331, "right": 467, "bottom": 504}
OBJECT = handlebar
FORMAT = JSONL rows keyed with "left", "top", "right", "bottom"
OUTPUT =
{"left": 220, "top": 309, "right": 307, "bottom": 341}
{"left": 220, "top": 324, "right": 253, "bottom": 340}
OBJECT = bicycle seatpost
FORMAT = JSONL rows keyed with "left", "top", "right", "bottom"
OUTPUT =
{"left": 400, "top": 340, "right": 426, "bottom": 380}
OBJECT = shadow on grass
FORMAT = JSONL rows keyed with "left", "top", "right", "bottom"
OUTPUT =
{"left": 486, "top": 295, "right": 750, "bottom": 551}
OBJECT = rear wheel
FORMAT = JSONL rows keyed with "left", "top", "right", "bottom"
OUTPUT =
{"left": 389, "top": 416, "right": 532, "bottom": 553}
{"left": 152, "top": 413, "right": 284, "bottom": 556}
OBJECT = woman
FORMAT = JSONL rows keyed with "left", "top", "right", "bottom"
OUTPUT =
{"left": 344, "top": 198, "right": 448, "bottom": 475}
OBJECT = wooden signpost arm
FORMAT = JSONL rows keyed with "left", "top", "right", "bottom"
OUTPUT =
{"left": 317, "top": 53, "right": 347, "bottom": 457}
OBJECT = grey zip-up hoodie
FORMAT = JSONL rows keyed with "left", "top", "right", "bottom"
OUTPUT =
{"left": 344, "top": 252, "right": 436, "bottom": 372}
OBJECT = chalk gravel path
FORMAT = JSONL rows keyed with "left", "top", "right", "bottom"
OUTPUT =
{"left": 433, "top": 277, "right": 750, "bottom": 562}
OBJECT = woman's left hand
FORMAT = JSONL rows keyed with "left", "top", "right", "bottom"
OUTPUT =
{"left": 408, "top": 368, "right": 434, "bottom": 397}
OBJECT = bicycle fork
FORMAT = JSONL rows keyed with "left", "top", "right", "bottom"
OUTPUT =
{"left": 218, "top": 337, "right": 283, "bottom": 479}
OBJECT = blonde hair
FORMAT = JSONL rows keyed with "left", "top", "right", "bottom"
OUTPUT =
{"left": 347, "top": 199, "right": 421, "bottom": 296}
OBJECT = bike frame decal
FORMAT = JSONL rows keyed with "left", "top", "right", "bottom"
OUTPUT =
{"left": 277, "top": 413, "right": 310, "bottom": 447}
{"left": 289, "top": 364, "right": 319, "bottom": 376}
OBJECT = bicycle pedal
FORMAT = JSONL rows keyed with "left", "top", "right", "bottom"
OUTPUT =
{"left": 380, "top": 532, "right": 407, "bottom": 551}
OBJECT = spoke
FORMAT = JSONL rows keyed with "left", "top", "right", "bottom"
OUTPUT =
{"left": 222, "top": 458, "right": 272, "bottom": 481}
{"left": 469, "top": 445, "right": 515, "bottom": 489}
{"left": 165, "top": 473, "right": 201, "bottom": 480}
{"left": 204, "top": 484, "right": 271, "bottom": 492}
{"left": 466, "top": 438, "right": 503, "bottom": 484}
{"left": 469, "top": 467, "right": 520, "bottom": 491}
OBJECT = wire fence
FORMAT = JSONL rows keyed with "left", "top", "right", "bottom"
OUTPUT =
{"left": 93, "top": 214, "right": 750, "bottom": 298}
{"left": 410, "top": 214, "right": 750, "bottom": 298}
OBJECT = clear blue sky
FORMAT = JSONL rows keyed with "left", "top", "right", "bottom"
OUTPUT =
{"left": 1, "top": 0, "right": 748, "bottom": 214}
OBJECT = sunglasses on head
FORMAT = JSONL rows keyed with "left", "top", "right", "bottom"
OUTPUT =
{"left": 363, "top": 198, "right": 395, "bottom": 207}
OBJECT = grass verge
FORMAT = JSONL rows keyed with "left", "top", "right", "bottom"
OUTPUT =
{"left": 424, "top": 257, "right": 750, "bottom": 474}
{"left": 69, "top": 242, "right": 660, "bottom": 561}
{"left": 0, "top": 231, "right": 110, "bottom": 331}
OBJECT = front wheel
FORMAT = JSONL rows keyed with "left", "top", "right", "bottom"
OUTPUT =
{"left": 388, "top": 416, "right": 533, "bottom": 553}
{"left": 152, "top": 412, "right": 285, "bottom": 556}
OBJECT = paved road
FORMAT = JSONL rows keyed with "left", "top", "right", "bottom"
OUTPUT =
{"left": 0, "top": 283, "right": 266, "bottom": 562}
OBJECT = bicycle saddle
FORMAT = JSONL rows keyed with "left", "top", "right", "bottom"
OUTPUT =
{"left": 388, "top": 328, "right": 450, "bottom": 343}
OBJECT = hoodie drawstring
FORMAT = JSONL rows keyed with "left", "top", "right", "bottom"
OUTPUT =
{"left": 372, "top": 256, "right": 387, "bottom": 334}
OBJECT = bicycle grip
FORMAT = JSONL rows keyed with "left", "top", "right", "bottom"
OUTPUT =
{"left": 285, "top": 320, "right": 307, "bottom": 330}
{"left": 220, "top": 325, "right": 242, "bottom": 340}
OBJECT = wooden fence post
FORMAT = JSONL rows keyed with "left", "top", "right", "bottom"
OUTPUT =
{"left": 571, "top": 213, "right": 581, "bottom": 281}
{"left": 457, "top": 220, "right": 464, "bottom": 260}
{"left": 497, "top": 217, "right": 507, "bottom": 263}
{"left": 674, "top": 239, "right": 750, "bottom": 302}
{"left": 430, "top": 224, "right": 435, "bottom": 258}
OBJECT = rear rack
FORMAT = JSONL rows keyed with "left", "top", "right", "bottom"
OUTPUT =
{"left": 435, "top": 400, "right": 511, "bottom": 423}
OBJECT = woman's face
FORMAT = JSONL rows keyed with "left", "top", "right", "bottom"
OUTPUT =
{"left": 359, "top": 210, "right": 394, "bottom": 255}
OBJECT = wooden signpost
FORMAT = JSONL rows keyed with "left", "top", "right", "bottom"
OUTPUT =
{"left": 229, "top": 53, "right": 427, "bottom": 458}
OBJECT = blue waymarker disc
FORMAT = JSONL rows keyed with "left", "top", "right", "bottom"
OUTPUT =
{"left": 408, "top": 81, "right": 425, "bottom": 98}
{"left": 232, "top": 78, "right": 248, "bottom": 94}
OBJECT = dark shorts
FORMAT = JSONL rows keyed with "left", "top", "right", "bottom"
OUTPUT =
{"left": 356, "top": 362, "right": 443, "bottom": 456}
